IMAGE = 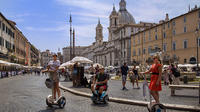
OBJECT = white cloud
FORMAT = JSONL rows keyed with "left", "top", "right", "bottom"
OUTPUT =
{"left": 56, "top": 0, "right": 111, "bottom": 14}
{"left": 72, "top": 12, "right": 108, "bottom": 19}
{"left": 25, "top": 25, "right": 67, "bottom": 32}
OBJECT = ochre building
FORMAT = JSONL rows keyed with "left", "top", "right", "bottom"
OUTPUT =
{"left": 131, "top": 7, "right": 200, "bottom": 65}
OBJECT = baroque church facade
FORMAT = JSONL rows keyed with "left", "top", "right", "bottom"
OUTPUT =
{"left": 82, "top": 0, "right": 154, "bottom": 66}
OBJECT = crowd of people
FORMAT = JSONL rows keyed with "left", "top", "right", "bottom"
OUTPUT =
{"left": 0, "top": 69, "right": 42, "bottom": 79}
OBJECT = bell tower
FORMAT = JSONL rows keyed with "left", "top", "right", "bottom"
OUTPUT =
{"left": 108, "top": 4, "right": 118, "bottom": 41}
{"left": 96, "top": 19, "right": 103, "bottom": 44}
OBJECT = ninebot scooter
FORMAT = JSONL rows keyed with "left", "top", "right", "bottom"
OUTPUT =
{"left": 142, "top": 74, "right": 166, "bottom": 112}
{"left": 91, "top": 86, "right": 109, "bottom": 104}
{"left": 45, "top": 76, "right": 66, "bottom": 108}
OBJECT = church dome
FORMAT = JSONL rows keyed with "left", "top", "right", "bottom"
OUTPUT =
{"left": 118, "top": 0, "right": 136, "bottom": 25}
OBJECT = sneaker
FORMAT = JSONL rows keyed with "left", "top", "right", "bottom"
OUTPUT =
{"left": 137, "top": 87, "right": 140, "bottom": 89}
{"left": 122, "top": 87, "right": 125, "bottom": 90}
{"left": 124, "top": 87, "right": 128, "bottom": 90}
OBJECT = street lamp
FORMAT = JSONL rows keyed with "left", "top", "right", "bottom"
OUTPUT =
{"left": 195, "top": 28, "right": 199, "bottom": 75}
{"left": 195, "top": 28, "right": 200, "bottom": 104}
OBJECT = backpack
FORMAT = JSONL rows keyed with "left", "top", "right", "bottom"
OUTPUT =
{"left": 173, "top": 68, "right": 180, "bottom": 77}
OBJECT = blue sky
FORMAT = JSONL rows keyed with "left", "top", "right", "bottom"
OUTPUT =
{"left": 0, "top": 0, "right": 200, "bottom": 53}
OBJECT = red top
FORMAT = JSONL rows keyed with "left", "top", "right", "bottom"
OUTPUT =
{"left": 150, "top": 63, "right": 161, "bottom": 74}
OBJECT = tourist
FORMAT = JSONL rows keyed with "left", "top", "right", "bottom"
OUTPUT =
{"left": 72, "top": 62, "right": 78, "bottom": 87}
{"left": 91, "top": 66, "right": 109, "bottom": 100}
{"left": 121, "top": 63, "right": 129, "bottom": 90}
{"left": 47, "top": 54, "right": 61, "bottom": 101}
{"left": 95, "top": 65, "right": 100, "bottom": 74}
{"left": 132, "top": 65, "right": 140, "bottom": 89}
{"left": 171, "top": 63, "right": 180, "bottom": 85}
{"left": 142, "top": 55, "right": 162, "bottom": 104}
{"left": 163, "top": 69, "right": 169, "bottom": 85}
{"left": 90, "top": 64, "right": 95, "bottom": 75}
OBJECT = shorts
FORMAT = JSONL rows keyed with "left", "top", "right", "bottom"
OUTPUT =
{"left": 95, "top": 85, "right": 107, "bottom": 91}
{"left": 50, "top": 72, "right": 59, "bottom": 83}
{"left": 132, "top": 75, "right": 138, "bottom": 79}
{"left": 122, "top": 75, "right": 127, "bottom": 82}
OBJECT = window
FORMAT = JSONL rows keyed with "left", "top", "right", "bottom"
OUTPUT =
{"left": 199, "top": 22, "right": 200, "bottom": 29}
{"left": 0, "top": 37, "right": 3, "bottom": 46}
{"left": 184, "top": 59, "right": 187, "bottom": 64}
{"left": 168, "top": 23, "right": 170, "bottom": 28}
{"left": 163, "top": 24, "right": 165, "bottom": 29}
{"left": 133, "top": 50, "right": 136, "bottom": 56}
{"left": 199, "top": 11, "right": 200, "bottom": 18}
{"left": 148, "top": 30, "right": 151, "bottom": 41}
{"left": 138, "top": 36, "right": 140, "bottom": 44}
{"left": 184, "top": 26, "right": 187, "bottom": 33}
{"left": 198, "top": 38, "right": 200, "bottom": 47}
{"left": 163, "top": 43, "right": 167, "bottom": 52}
{"left": 155, "top": 28, "right": 157, "bottom": 32}
{"left": 173, "top": 30, "right": 176, "bottom": 36}
{"left": 2, "top": 23, "right": 5, "bottom": 31}
{"left": 155, "top": 45, "right": 158, "bottom": 50}
{"left": 173, "top": 21, "right": 175, "bottom": 26}
{"left": 163, "top": 32, "right": 166, "bottom": 38}
{"left": 155, "top": 35, "right": 158, "bottom": 40}
{"left": 184, "top": 16, "right": 186, "bottom": 23}
{"left": 6, "top": 41, "right": 10, "bottom": 49}
{"left": 148, "top": 46, "right": 152, "bottom": 54}
{"left": 172, "top": 41, "right": 176, "bottom": 50}
{"left": 143, "top": 48, "right": 146, "bottom": 54}
{"left": 124, "top": 28, "right": 126, "bottom": 36}
{"left": 183, "top": 40, "right": 188, "bottom": 49}
{"left": 138, "top": 48, "right": 141, "bottom": 56}
{"left": 143, "top": 33, "right": 146, "bottom": 42}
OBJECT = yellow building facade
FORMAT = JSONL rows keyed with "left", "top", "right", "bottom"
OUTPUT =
{"left": 131, "top": 8, "right": 200, "bottom": 65}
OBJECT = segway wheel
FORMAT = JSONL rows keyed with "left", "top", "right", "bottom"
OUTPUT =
{"left": 150, "top": 103, "right": 166, "bottom": 112}
{"left": 58, "top": 97, "right": 66, "bottom": 109}
{"left": 103, "top": 95, "right": 109, "bottom": 104}
{"left": 46, "top": 99, "right": 52, "bottom": 107}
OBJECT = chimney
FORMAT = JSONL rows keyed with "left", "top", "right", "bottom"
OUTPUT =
{"left": 165, "top": 13, "right": 169, "bottom": 21}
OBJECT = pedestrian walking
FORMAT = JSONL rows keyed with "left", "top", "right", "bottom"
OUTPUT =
{"left": 163, "top": 69, "right": 169, "bottom": 85}
{"left": 142, "top": 55, "right": 163, "bottom": 104}
{"left": 121, "top": 63, "right": 129, "bottom": 90}
{"left": 171, "top": 63, "right": 180, "bottom": 85}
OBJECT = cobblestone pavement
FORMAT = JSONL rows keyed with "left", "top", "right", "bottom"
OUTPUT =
{"left": 0, "top": 75, "right": 195, "bottom": 112}
{"left": 61, "top": 77, "right": 199, "bottom": 106}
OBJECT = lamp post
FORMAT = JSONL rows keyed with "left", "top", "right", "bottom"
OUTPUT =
{"left": 196, "top": 28, "right": 199, "bottom": 75}
{"left": 195, "top": 28, "right": 200, "bottom": 104}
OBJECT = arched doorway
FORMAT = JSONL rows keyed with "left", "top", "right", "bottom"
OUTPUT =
{"left": 189, "top": 57, "right": 196, "bottom": 64}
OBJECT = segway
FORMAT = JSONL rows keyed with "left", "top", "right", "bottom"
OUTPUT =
{"left": 91, "top": 86, "right": 109, "bottom": 104}
{"left": 45, "top": 78, "right": 66, "bottom": 108}
{"left": 142, "top": 74, "right": 166, "bottom": 112}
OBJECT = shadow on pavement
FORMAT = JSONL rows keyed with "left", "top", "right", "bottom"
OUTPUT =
{"left": 39, "top": 106, "right": 63, "bottom": 112}
{"left": 91, "top": 103, "right": 109, "bottom": 107}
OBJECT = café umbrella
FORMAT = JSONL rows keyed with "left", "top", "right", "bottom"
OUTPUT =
{"left": 71, "top": 56, "right": 93, "bottom": 64}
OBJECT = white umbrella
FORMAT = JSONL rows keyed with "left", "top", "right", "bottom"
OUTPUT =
{"left": 60, "top": 61, "right": 74, "bottom": 68}
{"left": 0, "top": 60, "right": 10, "bottom": 65}
{"left": 93, "top": 63, "right": 103, "bottom": 68}
{"left": 71, "top": 56, "right": 93, "bottom": 64}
